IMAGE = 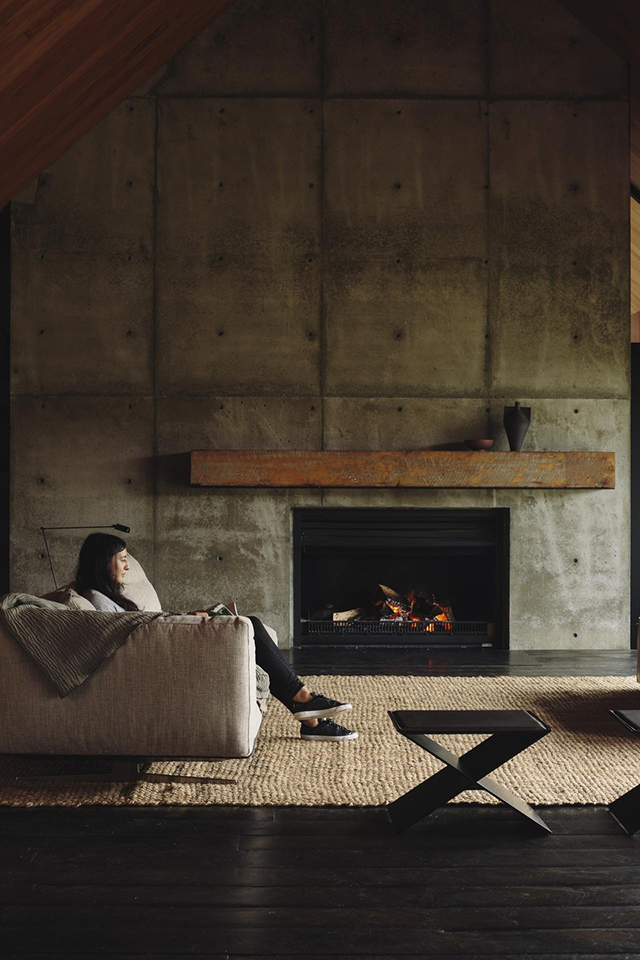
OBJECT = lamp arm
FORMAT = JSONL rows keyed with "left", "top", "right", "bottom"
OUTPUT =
{"left": 40, "top": 527, "right": 58, "bottom": 590}
{"left": 39, "top": 523, "right": 131, "bottom": 590}
{"left": 41, "top": 524, "right": 130, "bottom": 532}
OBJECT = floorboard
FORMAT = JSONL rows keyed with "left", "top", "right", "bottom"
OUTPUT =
{"left": 0, "top": 649, "right": 639, "bottom": 957}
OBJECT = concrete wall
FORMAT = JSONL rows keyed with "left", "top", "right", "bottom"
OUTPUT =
{"left": 10, "top": 0, "right": 630, "bottom": 649}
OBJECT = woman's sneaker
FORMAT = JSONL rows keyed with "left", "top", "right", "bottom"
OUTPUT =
{"left": 290, "top": 691, "right": 352, "bottom": 721}
{"left": 300, "top": 719, "right": 358, "bottom": 741}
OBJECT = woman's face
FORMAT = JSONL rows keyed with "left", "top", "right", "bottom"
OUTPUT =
{"left": 109, "top": 549, "right": 129, "bottom": 585}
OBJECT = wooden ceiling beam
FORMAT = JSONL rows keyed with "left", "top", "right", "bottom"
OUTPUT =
{"left": 558, "top": 4, "right": 640, "bottom": 192}
{"left": 558, "top": 0, "right": 640, "bottom": 67}
{"left": 0, "top": 0, "right": 234, "bottom": 210}
{"left": 631, "top": 70, "right": 640, "bottom": 192}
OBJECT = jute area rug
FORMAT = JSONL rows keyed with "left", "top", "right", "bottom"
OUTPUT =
{"left": 2, "top": 674, "right": 639, "bottom": 807}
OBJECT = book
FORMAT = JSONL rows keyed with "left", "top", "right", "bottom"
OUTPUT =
{"left": 207, "top": 601, "right": 239, "bottom": 617}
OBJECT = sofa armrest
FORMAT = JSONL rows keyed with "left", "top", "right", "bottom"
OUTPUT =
{"left": 0, "top": 615, "right": 262, "bottom": 757}
{"left": 159, "top": 613, "right": 278, "bottom": 648}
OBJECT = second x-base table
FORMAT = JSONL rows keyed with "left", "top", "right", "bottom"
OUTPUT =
{"left": 608, "top": 709, "right": 640, "bottom": 836}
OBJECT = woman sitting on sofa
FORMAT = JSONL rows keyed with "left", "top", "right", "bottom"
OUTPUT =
{"left": 76, "top": 533, "right": 357, "bottom": 743}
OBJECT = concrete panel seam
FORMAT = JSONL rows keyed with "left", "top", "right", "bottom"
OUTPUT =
{"left": 144, "top": 94, "right": 631, "bottom": 103}
{"left": 151, "top": 97, "right": 159, "bottom": 584}
{"left": 320, "top": 5, "right": 326, "bottom": 448}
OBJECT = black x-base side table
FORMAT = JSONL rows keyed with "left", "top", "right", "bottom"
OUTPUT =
{"left": 387, "top": 709, "right": 551, "bottom": 834}
{"left": 608, "top": 710, "right": 640, "bottom": 836}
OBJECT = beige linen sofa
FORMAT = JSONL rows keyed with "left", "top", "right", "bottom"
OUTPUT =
{"left": 0, "top": 557, "right": 273, "bottom": 759}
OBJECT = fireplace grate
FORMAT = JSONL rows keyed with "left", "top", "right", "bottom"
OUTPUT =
{"left": 304, "top": 620, "right": 491, "bottom": 637}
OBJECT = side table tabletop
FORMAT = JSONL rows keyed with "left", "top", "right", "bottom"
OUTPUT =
{"left": 387, "top": 709, "right": 551, "bottom": 834}
{"left": 609, "top": 710, "right": 640, "bottom": 835}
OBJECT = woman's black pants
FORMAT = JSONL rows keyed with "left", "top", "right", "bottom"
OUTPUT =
{"left": 248, "top": 615, "right": 304, "bottom": 708}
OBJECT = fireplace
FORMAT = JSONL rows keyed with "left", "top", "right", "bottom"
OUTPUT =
{"left": 293, "top": 508, "right": 509, "bottom": 648}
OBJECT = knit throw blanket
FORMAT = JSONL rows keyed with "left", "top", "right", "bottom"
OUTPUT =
{"left": 0, "top": 593, "right": 161, "bottom": 697}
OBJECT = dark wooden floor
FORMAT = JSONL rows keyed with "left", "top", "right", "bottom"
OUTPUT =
{"left": 287, "top": 644, "right": 638, "bottom": 677}
{"left": 1, "top": 647, "right": 639, "bottom": 959}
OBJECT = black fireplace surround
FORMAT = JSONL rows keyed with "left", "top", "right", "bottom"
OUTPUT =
{"left": 293, "top": 508, "right": 509, "bottom": 648}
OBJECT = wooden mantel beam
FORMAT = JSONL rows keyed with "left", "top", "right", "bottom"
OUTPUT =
{"left": 190, "top": 450, "right": 615, "bottom": 490}
{"left": 0, "top": 0, "right": 234, "bottom": 210}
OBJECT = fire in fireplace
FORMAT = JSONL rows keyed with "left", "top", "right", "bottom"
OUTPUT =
{"left": 330, "top": 582, "right": 456, "bottom": 634}
{"left": 293, "top": 508, "right": 509, "bottom": 647}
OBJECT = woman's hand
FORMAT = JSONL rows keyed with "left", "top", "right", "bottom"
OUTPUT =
{"left": 188, "top": 610, "right": 210, "bottom": 617}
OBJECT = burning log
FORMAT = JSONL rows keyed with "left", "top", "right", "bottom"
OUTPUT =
{"left": 377, "top": 583, "right": 455, "bottom": 627}
{"left": 312, "top": 582, "right": 456, "bottom": 632}
{"left": 411, "top": 594, "right": 434, "bottom": 619}
{"left": 379, "top": 584, "right": 406, "bottom": 603}
{"left": 378, "top": 583, "right": 412, "bottom": 619}
{"left": 440, "top": 602, "right": 454, "bottom": 622}
{"left": 309, "top": 604, "right": 336, "bottom": 621}
{"left": 333, "top": 608, "right": 364, "bottom": 622}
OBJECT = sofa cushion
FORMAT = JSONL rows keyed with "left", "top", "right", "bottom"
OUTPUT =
{"left": 41, "top": 554, "right": 160, "bottom": 612}
{"left": 121, "top": 554, "right": 162, "bottom": 612}
{"left": 41, "top": 585, "right": 96, "bottom": 611}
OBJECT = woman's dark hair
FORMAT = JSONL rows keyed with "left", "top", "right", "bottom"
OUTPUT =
{"left": 76, "top": 533, "right": 139, "bottom": 611}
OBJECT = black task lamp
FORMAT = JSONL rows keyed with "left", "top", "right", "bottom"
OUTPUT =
{"left": 40, "top": 524, "right": 131, "bottom": 589}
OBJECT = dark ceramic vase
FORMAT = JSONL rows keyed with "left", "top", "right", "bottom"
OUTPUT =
{"left": 503, "top": 401, "right": 531, "bottom": 452}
